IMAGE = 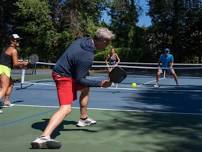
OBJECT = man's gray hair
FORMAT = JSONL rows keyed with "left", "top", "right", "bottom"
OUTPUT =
{"left": 95, "top": 27, "right": 115, "bottom": 40}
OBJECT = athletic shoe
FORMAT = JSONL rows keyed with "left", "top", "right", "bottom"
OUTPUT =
{"left": 76, "top": 117, "right": 96, "bottom": 127}
{"left": 2, "top": 103, "right": 15, "bottom": 108}
{"left": 154, "top": 83, "right": 160, "bottom": 88}
{"left": 0, "top": 109, "right": 3, "bottom": 114}
{"left": 31, "top": 136, "right": 61, "bottom": 149}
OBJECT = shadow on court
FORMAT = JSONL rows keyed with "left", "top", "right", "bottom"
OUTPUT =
{"left": 12, "top": 100, "right": 24, "bottom": 104}
{"left": 92, "top": 85, "right": 202, "bottom": 152}
{"left": 98, "top": 111, "right": 202, "bottom": 152}
{"left": 122, "top": 85, "right": 202, "bottom": 114}
{"left": 0, "top": 106, "right": 202, "bottom": 152}
{"left": 32, "top": 119, "right": 98, "bottom": 138}
{"left": 3, "top": 80, "right": 202, "bottom": 152}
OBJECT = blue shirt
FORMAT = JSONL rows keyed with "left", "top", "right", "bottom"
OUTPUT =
{"left": 159, "top": 53, "right": 174, "bottom": 68}
{"left": 53, "top": 37, "right": 101, "bottom": 87}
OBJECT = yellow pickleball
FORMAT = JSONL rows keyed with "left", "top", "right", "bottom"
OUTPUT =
{"left": 131, "top": 82, "right": 137, "bottom": 88}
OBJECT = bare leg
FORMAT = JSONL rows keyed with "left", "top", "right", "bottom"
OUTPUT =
{"left": 156, "top": 70, "right": 161, "bottom": 84}
{"left": 79, "top": 87, "right": 90, "bottom": 119}
{"left": 154, "top": 69, "right": 162, "bottom": 88}
{"left": 3, "top": 79, "right": 14, "bottom": 105}
{"left": 170, "top": 69, "right": 179, "bottom": 85}
{"left": 163, "top": 70, "right": 166, "bottom": 78}
{"left": 0, "top": 74, "right": 10, "bottom": 100}
{"left": 76, "top": 87, "right": 96, "bottom": 127}
{"left": 41, "top": 105, "right": 72, "bottom": 137}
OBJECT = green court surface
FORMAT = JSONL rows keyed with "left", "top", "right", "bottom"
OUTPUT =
{"left": 1, "top": 106, "right": 202, "bottom": 152}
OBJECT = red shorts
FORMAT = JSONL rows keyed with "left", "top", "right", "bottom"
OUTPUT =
{"left": 52, "top": 72, "right": 85, "bottom": 105}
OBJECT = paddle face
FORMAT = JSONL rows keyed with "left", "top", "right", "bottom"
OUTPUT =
{"left": 29, "top": 54, "right": 39, "bottom": 64}
{"left": 109, "top": 66, "right": 127, "bottom": 83}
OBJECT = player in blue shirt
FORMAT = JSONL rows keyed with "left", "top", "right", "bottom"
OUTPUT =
{"left": 154, "top": 48, "right": 179, "bottom": 88}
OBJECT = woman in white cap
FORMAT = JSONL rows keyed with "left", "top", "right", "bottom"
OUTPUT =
{"left": 0, "top": 34, "right": 28, "bottom": 113}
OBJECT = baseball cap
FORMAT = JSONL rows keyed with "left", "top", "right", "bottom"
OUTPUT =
{"left": 9, "top": 34, "right": 22, "bottom": 40}
{"left": 164, "top": 48, "right": 170, "bottom": 53}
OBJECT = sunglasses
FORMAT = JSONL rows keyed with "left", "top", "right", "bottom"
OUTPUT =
{"left": 14, "top": 39, "right": 21, "bottom": 43}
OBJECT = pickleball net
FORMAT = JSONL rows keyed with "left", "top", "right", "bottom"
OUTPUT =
{"left": 18, "top": 61, "right": 202, "bottom": 89}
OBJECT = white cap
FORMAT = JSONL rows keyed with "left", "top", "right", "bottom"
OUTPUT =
{"left": 12, "top": 34, "right": 21, "bottom": 39}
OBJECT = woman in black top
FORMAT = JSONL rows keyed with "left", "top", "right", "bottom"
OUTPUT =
{"left": 105, "top": 47, "right": 120, "bottom": 72}
{"left": 0, "top": 34, "right": 28, "bottom": 111}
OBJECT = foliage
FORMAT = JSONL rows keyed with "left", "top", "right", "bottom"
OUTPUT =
{"left": 148, "top": 0, "right": 202, "bottom": 62}
{"left": 0, "top": 0, "right": 201, "bottom": 63}
{"left": 106, "top": 0, "right": 142, "bottom": 61}
{"left": 16, "top": 0, "right": 56, "bottom": 61}
{"left": 0, "top": 0, "right": 18, "bottom": 48}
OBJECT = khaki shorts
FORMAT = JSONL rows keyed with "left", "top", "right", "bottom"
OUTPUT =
{"left": 158, "top": 67, "right": 175, "bottom": 74}
{"left": 0, "top": 64, "right": 11, "bottom": 78}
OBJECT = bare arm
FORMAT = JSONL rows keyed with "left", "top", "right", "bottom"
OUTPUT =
{"left": 158, "top": 60, "right": 161, "bottom": 66}
{"left": 115, "top": 53, "right": 120, "bottom": 65}
{"left": 105, "top": 55, "right": 109, "bottom": 64}
{"left": 11, "top": 48, "right": 28, "bottom": 68}
{"left": 169, "top": 55, "right": 174, "bottom": 68}
{"left": 169, "top": 62, "right": 174, "bottom": 68}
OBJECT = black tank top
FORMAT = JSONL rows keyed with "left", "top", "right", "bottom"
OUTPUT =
{"left": 0, "top": 49, "right": 13, "bottom": 68}
{"left": 108, "top": 55, "right": 117, "bottom": 65}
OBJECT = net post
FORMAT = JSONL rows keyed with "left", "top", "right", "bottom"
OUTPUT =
{"left": 31, "top": 63, "right": 37, "bottom": 74}
{"left": 21, "top": 69, "right": 25, "bottom": 88}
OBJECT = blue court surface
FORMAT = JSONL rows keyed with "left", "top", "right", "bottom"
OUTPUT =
{"left": 12, "top": 74, "right": 202, "bottom": 114}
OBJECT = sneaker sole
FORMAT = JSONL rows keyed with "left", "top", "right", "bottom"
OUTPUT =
{"left": 76, "top": 122, "right": 96, "bottom": 127}
{"left": 46, "top": 141, "right": 62, "bottom": 149}
{"left": 31, "top": 142, "right": 46, "bottom": 149}
{"left": 31, "top": 141, "right": 61, "bottom": 149}
{"left": 2, "top": 104, "right": 15, "bottom": 108}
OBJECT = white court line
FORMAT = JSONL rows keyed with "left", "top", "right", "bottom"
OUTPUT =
{"left": 22, "top": 82, "right": 55, "bottom": 86}
{"left": 13, "top": 82, "right": 55, "bottom": 88}
{"left": 13, "top": 83, "right": 202, "bottom": 92}
{"left": 14, "top": 104, "right": 202, "bottom": 116}
{"left": 138, "top": 77, "right": 165, "bottom": 87}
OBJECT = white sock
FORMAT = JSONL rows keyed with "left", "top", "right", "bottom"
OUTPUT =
{"left": 41, "top": 135, "right": 50, "bottom": 139}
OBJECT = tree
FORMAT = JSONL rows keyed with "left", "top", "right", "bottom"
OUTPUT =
{"left": 0, "top": 0, "right": 18, "bottom": 49}
{"left": 107, "top": 0, "right": 140, "bottom": 61}
{"left": 59, "top": 0, "right": 105, "bottom": 36}
{"left": 16, "top": 0, "right": 57, "bottom": 61}
{"left": 148, "top": 0, "right": 202, "bottom": 62}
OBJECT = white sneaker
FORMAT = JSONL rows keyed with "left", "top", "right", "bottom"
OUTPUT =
{"left": 154, "top": 83, "right": 160, "bottom": 88}
{"left": 0, "top": 109, "right": 3, "bottom": 114}
{"left": 31, "top": 136, "right": 61, "bottom": 149}
{"left": 76, "top": 117, "right": 96, "bottom": 127}
{"left": 2, "top": 104, "right": 15, "bottom": 108}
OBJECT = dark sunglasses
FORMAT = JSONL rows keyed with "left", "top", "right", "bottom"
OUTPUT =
{"left": 15, "top": 39, "right": 21, "bottom": 43}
